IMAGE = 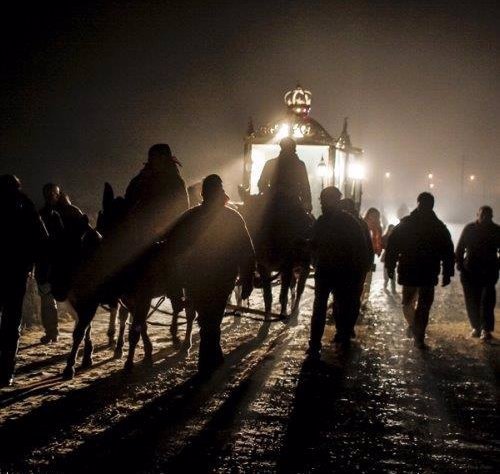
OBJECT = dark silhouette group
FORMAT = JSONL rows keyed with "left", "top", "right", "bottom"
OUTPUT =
{"left": 0, "top": 138, "right": 499, "bottom": 387}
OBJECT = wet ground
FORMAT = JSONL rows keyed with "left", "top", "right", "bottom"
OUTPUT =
{"left": 0, "top": 270, "right": 498, "bottom": 473}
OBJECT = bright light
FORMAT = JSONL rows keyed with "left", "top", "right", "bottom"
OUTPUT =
{"left": 428, "top": 173, "right": 433, "bottom": 179}
{"left": 429, "top": 183, "right": 435, "bottom": 189}
{"left": 385, "top": 172, "right": 391, "bottom": 178}
{"left": 292, "top": 126, "right": 303, "bottom": 139}
{"left": 469, "top": 174, "right": 475, "bottom": 181}
{"left": 317, "top": 157, "right": 328, "bottom": 178}
{"left": 276, "top": 124, "right": 289, "bottom": 140}
{"left": 348, "top": 162, "right": 365, "bottom": 180}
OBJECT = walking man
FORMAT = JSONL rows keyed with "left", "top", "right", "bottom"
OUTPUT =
{"left": 0, "top": 175, "right": 48, "bottom": 386}
{"left": 385, "top": 192, "right": 454, "bottom": 349}
{"left": 307, "top": 187, "right": 369, "bottom": 356}
{"left": 38, "top": 183, "right": 64, "bottom": 343}
{"left": 168, "top": 175, "right": 255, "bottom": 375}
{"left": 456, "top": 206, "right": 500, "bottom": 341}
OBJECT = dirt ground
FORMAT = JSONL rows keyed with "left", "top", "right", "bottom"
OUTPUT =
{"left": 0, "top": 270, "right": 498, "bottom": 473}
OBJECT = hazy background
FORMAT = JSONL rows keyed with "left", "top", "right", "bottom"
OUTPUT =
{"left": 1, "top": 0, "right": 499, "bottom": 222}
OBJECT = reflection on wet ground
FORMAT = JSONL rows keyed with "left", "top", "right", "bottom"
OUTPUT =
{"left": 0, "top": 271, "right": 498, "bottom": 472}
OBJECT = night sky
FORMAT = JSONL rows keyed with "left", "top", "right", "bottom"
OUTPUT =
{"left": 1, "top": 0, "right": 499, "bottom": 220}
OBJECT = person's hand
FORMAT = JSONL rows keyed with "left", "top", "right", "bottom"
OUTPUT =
{"left": 442, "top": 275, "right": 451, "bottom": 287}
{"left": 241, "top": 280, "right": 253, "bottom": 300}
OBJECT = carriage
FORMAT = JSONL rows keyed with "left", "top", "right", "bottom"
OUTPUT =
{"left": 242, "top": 84, "right": 364, "bottom": 216}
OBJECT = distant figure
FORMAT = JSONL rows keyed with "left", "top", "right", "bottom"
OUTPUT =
{"left": 168, "top": 175, "right": 255, "bottom": 375}
{"left": 385, "top": 192, "right": 455, "bottom": 349}
{"left": 258, "top": 137, "right": 312, "bottom": 213}
{"left": 0, "top": 175, "right": 48, "bottom": 386}
{"left": 361, "top": 207, "right": 383, "bottom": 307}
{"left": 38, "top": 183, "right": 65, "bottom": 343}
{"left": 307, "top": 187, "right": 369, "bottom": 356}
{"left": 456, "top": 206, "right": 500, "bottom": 341}
{"left": 381, "top": 224, "right": 396, "bottom": 293}
{"left": 125, "top": 144, "right": 189, "bottom": 244}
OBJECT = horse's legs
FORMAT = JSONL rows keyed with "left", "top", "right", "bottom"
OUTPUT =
{"left": 279, "top": 267, "right": 293, "bottom": 318}
{"left": 141, "top": 321, "right": 153, "bottom": 366}
{"left": 259, "top": 266, "right": 273, "bottom": 315}
{"left": 107, "top": 304, "right": 118, "bottom": 346}
{"left": 125, "top": 298, "right": 149, "bottom": 371}
{"left": 181, "top": 304, "right": 196, "bottom": 353}
{"left": 81, "top": 323, "right": 94, "bottom": 368}
{"left": 292, "top": 266, "right": 309, "bottom": 316}
{"left": 114, "top": 305, "right": 129, "bottom": 359}
{"left": 63, "top": 316, "right": 89, "bottom": 380}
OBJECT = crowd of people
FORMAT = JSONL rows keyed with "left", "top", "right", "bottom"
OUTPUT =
{"left": 0, "top": 138, "right": 499, "bottom": 387}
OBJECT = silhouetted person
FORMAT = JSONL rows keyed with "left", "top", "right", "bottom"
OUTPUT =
{"left": 168, "top": 174, "right": 255, "bottom": 375}
{"left": 385, "top": 192, "right": 454, "bottom": 349}
{"left": 0, "top": 175, "right": 48, "bottom": 386}
{"left": 258, "top": 137, "right": 312, "bottom": 213}
{"left": 456, "top": 206, "right": 500, "bottom": 341}
{"left": 381, "top": 224, "right": 396, "bottom": 292}
{"left": 339, "top": 198, "right": 374, "bottom": 327}
{"left": 38, "top": 183, "right": 64, "bottom": 343}
{"left": 361, "top": 207, "right": 383, "bottom": 307}
{"left": 125, "top": 144, "right": 189, "bottom": 245}
{"left": 307, "top": 187, "right": 369, "bottom": 356}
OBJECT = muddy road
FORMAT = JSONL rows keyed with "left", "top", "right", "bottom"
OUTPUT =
{"left": 0, "top": 271, "right": 498, "bottom": 472}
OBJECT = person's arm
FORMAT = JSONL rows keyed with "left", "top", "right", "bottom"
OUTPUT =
{"left": 455, "top": 225, "right": 468, "bottom": 272}
{"left": 299, "top": 161, "right": 312, "bottom": 212}
{"left": 441, "top": 225, "right": 455, "bottom": 286}
{"left": 235, "top": 213, "right": 256, "bottom": 300}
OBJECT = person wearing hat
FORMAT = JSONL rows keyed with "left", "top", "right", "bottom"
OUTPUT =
{"left": 125, "top": 144, "right": 189, "bottom": 245}
{"left": 167, "top": 174, "right": 255, "bottom": 375}
{"left": 0, "top": 175, "right": 48, "bottom": 386}
{"left": 307, "top": 186, "right": 369, "bottom": 357}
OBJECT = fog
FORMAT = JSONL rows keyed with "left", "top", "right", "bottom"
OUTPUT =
{"left": 1, "top": 0, "right": 499, "bottom": 222}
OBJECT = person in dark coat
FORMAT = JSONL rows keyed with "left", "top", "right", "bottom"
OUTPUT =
{"left": 258, "top": 137, "right": 312, "bottom": 213}
{"left": 385, "top": 192, "right": 455, "bottom": 349}
{"left": 167, "top": 174, "right": 255, "bottom": 375}
{"left": 125, "top": 144, "right": 189, "bottom": 245}
{"left": 456, "top": 206, "right": 500, "bottom": 341}
{"left": 0, "top": 175, "right": 48, "bottom": 386}
{"left": 38, "top": 183, "right": 65, "bottom": 343}
{"left": 307, "top": 187, "right": 369, "bottom": 356}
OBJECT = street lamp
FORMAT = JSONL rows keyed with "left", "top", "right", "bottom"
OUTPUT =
{"left": 428, "top": 173, "right": 433, "bottom": 180}
{"left": 429, "top": 182, "right": 435, "bottom": 189}
{"left": 317, "top": 155, "right": 328, "bottom": 188}
{"left": 469, "top": 174, "right": 476, "bottom": 181}
{"left": 385, "top": 171, "right": 391, "bottom": 179}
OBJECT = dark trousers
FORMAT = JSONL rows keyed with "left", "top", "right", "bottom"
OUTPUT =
{"left": 310, "top": 272, "right": 362, "bottom": 349}
{"left": 40, "top": 292, "right": 58, "bottom": 337}
{"left": 402, "top": 285, "right": 435, "bottom": 342}
{"left": 461, "top": 275, "right": 496, "bottom": 332}
{"left": 190, "top": 290, "right": 230, "bottom": 372}
{"left": 0, "top": 272, "right": 28, "bottom": 379}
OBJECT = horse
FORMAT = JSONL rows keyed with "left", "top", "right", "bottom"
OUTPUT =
{"left": 58, "top": 184, "right": 195, "bottom": 379}
{"left": 236, "top": 186, "right": 313, "bottom": 318}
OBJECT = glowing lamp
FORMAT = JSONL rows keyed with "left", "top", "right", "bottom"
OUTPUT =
{"left": 469, "top": 174, "right": 475, "bottom": 181}
{"left": 276, "top": 124, "right": 290, "bottom": 140}
{"left": 348, "top": 162, "right": 365, "bottom": 180}
{"left": 428, "top": 173, "right": 433, "bottom": 180}
{"left": 317, "top": 156, "right": 328, "bottom": 178}
{"left": 385, "top": 172, "right": 391, "bottom": 179}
